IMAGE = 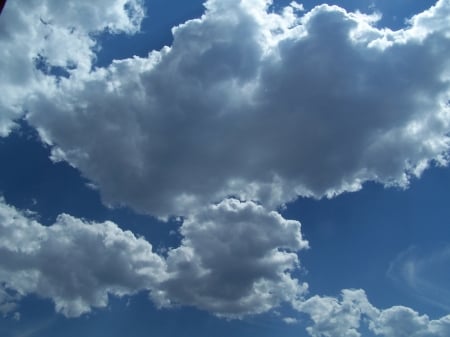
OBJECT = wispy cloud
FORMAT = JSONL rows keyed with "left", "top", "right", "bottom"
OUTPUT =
{"left": 388, "top": 245, "right": 450, "bottom": 312}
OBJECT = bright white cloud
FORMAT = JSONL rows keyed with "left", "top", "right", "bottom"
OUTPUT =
{"left": 0, "top": 0, "right": 144, "bottom": 136}
{"left": 19, "top": 0, "right": 450, "bottom": 218}
{"left": 371, "top": 306, "right": 450, "bottom": 337}
{"left": 296, "top": 289, "right": 450, "bottom": 337}
{"left": 296, "top": 289, "right": 379, "bottom": 337}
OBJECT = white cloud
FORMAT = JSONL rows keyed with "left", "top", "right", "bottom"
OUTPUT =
{"left": 0, "top": 0, "right": 144, "bottom": 136}
{"left": 371, "top": 306, "right": 450, "bottom": 337}
{"left": 296, "top": 289, "right": 379, "bottom": 337}
{"left": 283, "top": 316, "right": 299, "bottom": 324}
{"left": 295, "top": 289, "right": 450, "bottom": 337}
{"left": 0, "top": 199, "right": 166, "bottom": 317}
{"left": 19, "top": 0, "right": 450, "bottom": 218}
{"left": 0, "top": 198, "right": 309, "bottom": 318}
{"left": 152, "top": 198, "right": 309, "bottom": 317}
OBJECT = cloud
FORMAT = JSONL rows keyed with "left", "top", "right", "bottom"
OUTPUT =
{"left": 388, "top": 245, "right": 450, "bottom": 311}
{"left": 0, "top": 198, "right": 308, "bottom": 318}
{"left": 296, "top": 289, "right": 379, "bottom": 337}
{"left": 295, "top": 289, "right": 450, "bottom": 337}
{"left": 0, "top": 0, "right": 144, "bottom": 136}
{"left": 152, "top": 199, "right": 308, "bottom": 317}
{"left": 2, "top": 0, "right": 450, "bottom": 330}
{"left": 0, "top": 199, "right": 166, "bottom": 317}
{"left": 371, "top": 306, "right": 450, "bottom": 337}
{"left": 20, "top": 0, "right": 450, "bottom": 218}
{"left": 283, "top": 316, "right": 299, "bottom": 324}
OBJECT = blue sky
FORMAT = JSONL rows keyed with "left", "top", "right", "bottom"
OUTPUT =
{"left": 1, "top": 0, "right": 450, "bottom": 336}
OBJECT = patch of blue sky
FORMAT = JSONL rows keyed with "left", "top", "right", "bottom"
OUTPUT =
{"left": 285, "top": 165, "right": 450, "bottom": 319}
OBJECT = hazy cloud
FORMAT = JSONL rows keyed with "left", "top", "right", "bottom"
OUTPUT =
{"left": 388, "top": 245, "right": 450, "bottom": 312}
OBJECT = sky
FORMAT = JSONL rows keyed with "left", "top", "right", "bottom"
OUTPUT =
{"left": 0, "top": 0, "right": 450, "bottom": 336}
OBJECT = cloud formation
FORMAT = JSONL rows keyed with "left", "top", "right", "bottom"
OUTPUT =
{"left": 0, "top": 198, "right": 308, "bottom": 318}
{"left": 0, "top": 0, "right": 144, "bottom": 136}
{"left": 21, "top": 0, "right": 450, "bottom": 218}
{"left": 297, "top": 289, "right": 450, "bottom": 337}
{"left": 0, "top": 199, "right": 166, "bottom": 317}
{"left": 297, "top": 289, "right": 378, "bottom": 337}
{"left": 1, "top": 0, "right": 450, "bottom": 334}
{"left": 152, "top": 199, "right": 308, "bottom": 317}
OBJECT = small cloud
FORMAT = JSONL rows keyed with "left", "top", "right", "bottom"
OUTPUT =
{"left": 290, "top": 2, "right": 304, "bottom": 11}
{"left": 283, "top": 317, "right": 298, "bottom": 324}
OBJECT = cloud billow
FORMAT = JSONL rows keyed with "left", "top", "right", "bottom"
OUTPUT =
{"left": 0, "top": 0, "right": 145, "bottom": 136}
{"left": 297, "top": 289, "right": 450, "bottom": 337}
{"left": 0, "top": 198, "right": 308, "bottom": 318}
{"left": 0, "top": 199, "right": 166, "bottom": 317}
{"left": 152, "top": 199, "right": 309, "bottom": 317}
{"left": 23, "top": 0, "right": 450, "bottom": 218}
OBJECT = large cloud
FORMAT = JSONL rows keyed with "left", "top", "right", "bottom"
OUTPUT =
{"left": 0, "top": 0, "right": 144, "bottom": 136}
{"left": 22, "top": 0, "right": 450, "bottom": 218}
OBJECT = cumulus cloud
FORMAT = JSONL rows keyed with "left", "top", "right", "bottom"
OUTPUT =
{"left": 371, "top": 306, "right": 450, "bottom": 337}
{"left": 296, "top": 289, "right": 379, "bottom": 337}
{"left": 0, "top": 198, "right": 308, "bottom": 318}
{"left": 296, "top": 289, "right": 450, "bottom": 337}
{"left": 0, "top": 199, "right": 166, "bottom": 317}
{"left": 152, "top": 199, "right": 308, "bottom": 317}
{"left": 2, "top": 0, "right": 450, "bottom": 330}
{"left": 20, "top": 0, "right": 450, "bottom": 218}
{"left": 0, "top": 0, "right": 144, "bottom": 136}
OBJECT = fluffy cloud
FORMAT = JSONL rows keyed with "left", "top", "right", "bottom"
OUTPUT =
{"left": 0, "top": 199, "right": 166, "bottom": 317}
{"left": 152, "top": 199, "right": 308, "bottom": 317}
{"left": 0, "top": 0, "right": 144, "bottom": 136}
{"left": 2, "top": 0, "right": 450, "bottom": 329}
{"left": 0, "top": 198, "right": 308, "bottom": 318}
{"left": 296, "top": 289, "right": 450, "bottom": 337}
{"left": 22, "top": 0, "right": 450, "bottom": 218}
{"left": 371, "top": 306, "right": 450, "bottom": 337}
{"left": 296, "top": 289, "right": 379, "bottom": 337}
